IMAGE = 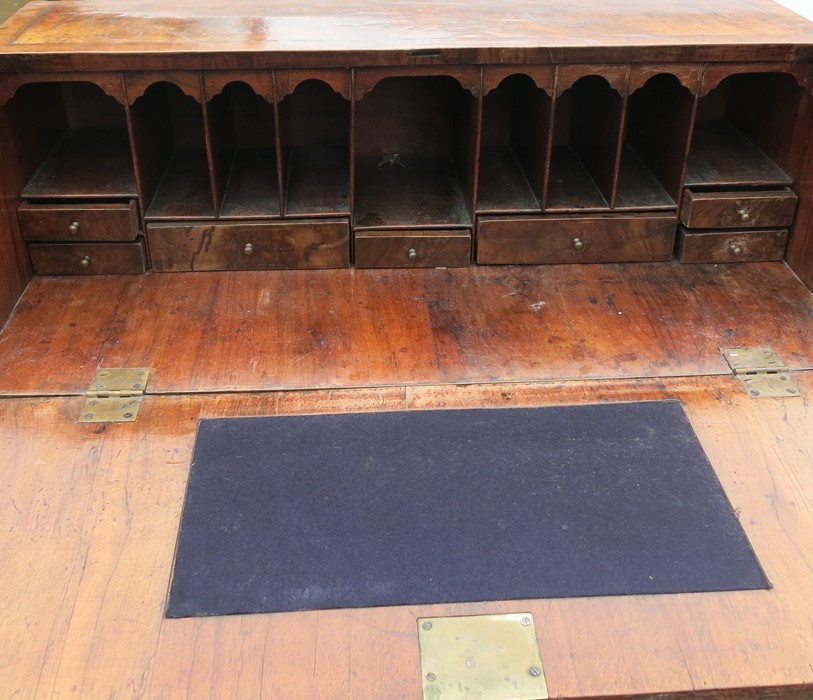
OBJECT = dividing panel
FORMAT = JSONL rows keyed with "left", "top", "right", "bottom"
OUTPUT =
{"left": 206, "top": 77, "right": 280, "bottom": 219}
{"left": 546, "top": 74, "right": 623, "bottom": 211}
{"left": 477, "top": 72, "right": 551, "bottom": 213}
{"left": 129, "top": 78, "right": 215, "bottom": 220}
{"left": 616, "top": 73, "right": 695, "bottom": 210}
{"left": 278, "top": 77, "right": 351, "bottom": 217}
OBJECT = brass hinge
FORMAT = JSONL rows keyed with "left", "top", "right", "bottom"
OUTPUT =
{"left": 79, "top": 368, "right": 150, "bottom": 423}
{"left": 721, "top": 347, "right": 800, "bottom": 398}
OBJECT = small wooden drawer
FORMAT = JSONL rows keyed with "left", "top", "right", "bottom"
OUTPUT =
{"left": 18, "top": 201, "right": 139, "bottom": 242}
{"left": 147, "top": 219, "right": 350, "bottom": 271}
{"left": 476, "top": 214, "right": 676, "bottom": 264}
{"left": 28, "top": 240, "right": 148, "bottom": 275}
{"left": 354, "top": 230, "right": 471, "bottom": 268}
{"left": 677, "top": 226, "right": 787, "bottom": 263}
{"left": 680, "top": 188, "right": 797, "bottom": 229}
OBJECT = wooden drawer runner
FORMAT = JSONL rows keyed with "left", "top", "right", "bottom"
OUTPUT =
{"left": 354, "top": 230, "right": 471, "bottom": 268}
{"left": 476, "top": 214, "right": 676, "bottom": 264}
{"left": 28, "top": 240, "right": 147, "bottom": 275}
{"left": 680, "top": 188, "right": 797, "bottom": 229}
{"left": 19, "top": 201, "right": 139, "bottom": 242}
{"left": 677, "top": 226, "right": 787, "bottom": 263}
{"left": 147, "top": 220, "right": 350, "bottom": 271}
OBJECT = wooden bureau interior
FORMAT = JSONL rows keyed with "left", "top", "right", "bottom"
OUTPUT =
{"left": 3, "top": 1, "right": 813, "bottom": 698}
{"left": 0, "top": 0, "right": 812, "bottom": 291}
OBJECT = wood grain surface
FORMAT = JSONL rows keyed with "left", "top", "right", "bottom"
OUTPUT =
{"left": 0, "top": 0, "right": 812, "bottom": 70}
{"left": 2, "top": 262, "right": 812, "bottom": 396}
{"left": 2, "top": 375, "right": 813, "bottom": 698}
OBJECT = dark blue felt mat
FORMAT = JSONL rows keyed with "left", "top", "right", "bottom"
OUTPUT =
{"left": 166, "top": 401, "right": 768, "bottom": 617}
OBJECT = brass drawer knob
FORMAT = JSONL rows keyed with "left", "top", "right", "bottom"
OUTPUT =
{"left": 729, "top": 242, "right": 743, "bottom": 256}
{"left": 737, "top": 207, "right": 751, "bottom": 222}
{"left": 572, "top": 237, "right": 584, "bottom": 251}
{"left": 79, "top": 255, "right": 91, "bottom": 268}
{"left": 67, "top": 221, "right": 80, "bottom": 236}
{"left": 243, "top": 242, "right": 255, "bottom": 256}
{"left": 407, "top": 247, "right": 418, "bottom": 260}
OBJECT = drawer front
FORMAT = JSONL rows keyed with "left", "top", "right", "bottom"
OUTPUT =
{"left": 354, "top": 230, "right": 471, "bottom": 268}
{"left": 677, "top": 226, "right": 787, "bottom": 263}
{"left": 29, "top": 240, "right": 147, "bottom": 275}
{"left": 476, "top": 214, "right": 676, "bottom": 264}
{"left": 680, "top": 188, "right": 797, "bottom": 229}
{"left": 18, "top": 201, "right": 139, "bottom": 242}
{"left": 147, "top": 220, "right": 350, "bottom": 271}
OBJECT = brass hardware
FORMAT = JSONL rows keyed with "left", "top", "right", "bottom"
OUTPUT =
{"left": 79, "top": 368, "right": 150, "bottom": 423}
{"left": 67, "top": 221, "right": 80, "bottom": 235}
{"left": 721, "top": 347, "right": 800, "bottom": 398}
{"left": 418, "top": 613, "right": 548, "bottom": 700}
{"left": 737, "top": 207, "right": 751, "bottom": 222}
{"left": 729, "top": 242, "right": 743, "bottom": 256}
{"left": 378, "top": 153, "right": 405, "bottom": 168}
{"left": 572, "top": 237, "right": 584, "bottom": 251}
{"left": 243, "top": 242, "right": 255, "bottom": 256}
{"left": 408, "top": 247, "right": 418, "bottom": 260}
{"left": 79, "top": 255, "right": 91, "bottom": 268}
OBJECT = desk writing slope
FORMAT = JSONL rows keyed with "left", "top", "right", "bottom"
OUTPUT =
{"left": 2, "top": 2, "right": 813, "bottom": 700}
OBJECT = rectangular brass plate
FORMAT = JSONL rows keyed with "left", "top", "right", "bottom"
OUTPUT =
{"left": 79, "top": 368, "right": 150, "bottom": 423}
{"left": 417, "top": 613, "right": 548, "bottom": 700}
{"left": 721, "top": 347, "right": 800, "bottom": 398}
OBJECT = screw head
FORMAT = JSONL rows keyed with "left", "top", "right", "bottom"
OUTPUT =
{"left": 425, "top": 672, "right": 437, "bottom": 682}
{"left": 520, "top": 616, "right": 532, "bottom": 627}
{"left": 529, "top": 666, "right": 542, "bottom": 677}
{"left": 750, "top": 389, "right": 761, "bottom": 397}
{"left": 422, "top": 621, "right": 432, "bottom": 631}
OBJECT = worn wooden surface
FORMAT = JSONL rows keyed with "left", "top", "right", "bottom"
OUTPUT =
{"left": 0, "top": 262, "right": 813, "bottom": 396}
{"left": 2, "top": 374, "right": 813, "bottom": 698}
{"left": 1, "top": 0, "right": 813, "bottom": 70}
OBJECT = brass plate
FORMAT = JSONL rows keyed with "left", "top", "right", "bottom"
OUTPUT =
{"left": 78, "top": 368, "right": 150, "bottom": 423}
{"left": 417, "top": 613, "right": 548, "bottom": 700}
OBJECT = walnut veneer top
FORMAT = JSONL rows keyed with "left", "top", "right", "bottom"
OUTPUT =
{"left": 0, "top": 0, "right": 812, "bottom": 69}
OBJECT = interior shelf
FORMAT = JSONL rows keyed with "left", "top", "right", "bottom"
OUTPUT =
{"left": 613, "top": 146, "right": 675, "bottom": 211}
{"left": 354, "top": 75, "right": 476, "bottom": 229}
{"left": 218, "top": 149, "right": 279, "bottom": 219}
{"left": 615, "top": 72, "right": 690, "bottom": 209}
{"left": 545, "top": 75, "right": 621, "bottom": 211}
{"left": 132, "top": 81, "right": 214, "bottom": 221}
{"left": 685, "top": 121, "right": 792, "bottom": 188}
{"left": 8, "top": 81, "right": 136, "bottom": 201}
{"left": 546, "top": 145, "right": 609, "bottom": 211}
{"left": 23, "top": 129, "right": 137, "bottom": 200}
{"left": 477, "top": 74, "right": 549, "bottom": 212}
{"left": 207, "top": 81, "right": 280, "bottom": 219}
{"left": 477, "top": 146, "right": 539, "bottom": 211}
{"left": 285, "top": 144, "right": 349, "bottom": 216}
{"left": 354, "top": 156, "right": 471, "bottom": 229}
{"left": 280, "top": 80, "right": 350, "bottom": 216}
{"left": 145, "top": 151, "right": 214, "bottom": 220}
